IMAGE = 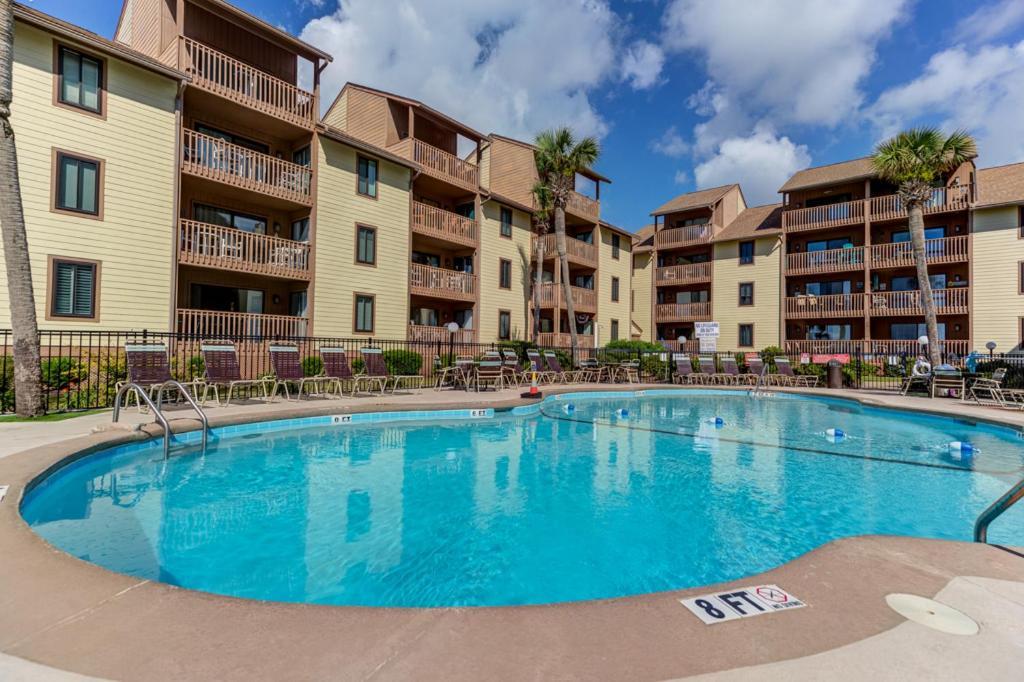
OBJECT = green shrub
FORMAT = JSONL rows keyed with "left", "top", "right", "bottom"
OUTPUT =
{"left": 604, "top": 339, "right": 664, "bottom": 352}
{"left": 173, "top": 355, "right": 205, "bottom": 382}
{"left": 1, "top": 361, "right": 13, "bottom": 413}
{"left": 41, "top": 357, "right": 82, "bottom": 391}
{"left": 302, "top": 356, "right": 324, "bottom": 377}
{"left": 759, "top": 345, "right": 784, "bottom": 370}
{"left": 383, "top": 349, "right": 422, "bottom": 375}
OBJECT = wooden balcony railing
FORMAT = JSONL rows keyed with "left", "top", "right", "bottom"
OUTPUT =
{"left": 536, "top": 283, "right": 596, "bottom": 312}
{"left": 654, "top": 223, "right": 713, "bottom": 249}
{"left": 869, "top": 236, "right": 968, "bottom": 269}
{"left": 785, "top": 246, "right": 865, "bottom": 275}
{"left": 868, "top": 185, "right": 972, "bottom": 222}
{"left": 656, "top": 339, "right": 701, "bottom": 354}
{"left": 409, "top": 263, "right": 477, "bottom": 302}
{"left": 567, "top": 191, "right": 600, "bottom": 222}
{"left": 785, "top": 293, "right": 865, "bottom": 319}
{"left": 784, "top": 340, "right": 867, "bottom": 356}
{"left": 391, "top": 138, "right": 478, "bottom": 191}
{"left": 407, "top": 324, "right": 475, "bottom": 344}
{"left": 783, "top": 199, "right": 866, "bottom": 232}
{"left": 176, "top": 309, "right": 308, "bottom": 338}
{"left": 537, "top": 332, "right": 595, "bottom": 348}
{"left": 869, "top": 287, "right": 969, "bottom": 317}
{"left": 411, "top": 201, "right": 478, "bottom": 247}
{"left": 654, "top": 302, "right": 712, "bottom": 322}
{"left": 181, "top": 38, "right": 315, "bottom": 128}
{"left": 785, "top": 339, "right": 972, "bottom": 357}
{"left": 178, "top": 220, "right": 311, "bottom": 279}
{"left": 536, "top": 233, "right": 598, "bottom": 267}
{"left": 182, "top": 129, "right": 313, "bottom": 205}
{"left": 655, "top": 262, "right": 713, "bottom": 285}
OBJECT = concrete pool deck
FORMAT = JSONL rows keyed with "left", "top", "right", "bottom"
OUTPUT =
{"left": 0, "top": 384, "right": 1022, "bottom": 681}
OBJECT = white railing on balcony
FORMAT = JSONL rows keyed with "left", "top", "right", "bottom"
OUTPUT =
{"left": 655, "top": 262, "right": 713, "bottom": 285}
{"left": 784, "top": 340, "right": 867, "bottom": 356}
{"left": 391, "top": 138, "right": 478, "bottom": 190}
{"left": 178, "top": 220, "right": 310, "bottom": 279}
{"left": 407, "top": 324, "right": 475, "bottom": 344}
{"left": 783, "top": 185, "right": 974, "bottom": 232}
{"left": 409, "top": 263, "right": 477, "bottom": 301}
{"left": 411, "top": 201, "right": 478, "bottom": 246}
{"left": 783, "top": 199, "right": 866, "bottom": 232}
{"left": 181, "top": 38, "right": 315, "bottom": 127}
{"left": 176, "top": 309, "right": 308, "bottom": 338}
{"left": 785, "top": 339, "right": 972, "bottom": 357}
{"left": 654, "top": 223, "right": 713, "bottom": 248}
{"left": 537, "top": 332, "right": 595, "bottom": 348}
{"left": 567, "top": 191, "right": 600, "bottom": 222}
{"left": 869, "top": 287, "right": 970, "bottom": 317}
{"left": 181, "top": 129, "right": 313, "bottom": 205}
{"left": 869, "top": 235, "right": 968, "bottom": 268}
{"left": 866, "top": 339, "right": 971, "bottom": 356}
{"left": 536, "top": 233, "right": 598, "bottom": 266}
{"left": 536, "top": 283, "right": 596, "bottom": 312}
{"left": 868, "top": 185, "right": 972, "bottom": 222}
{"left": 785, "top": 293, "right": 865, "bottom": 319}
{"left": 785, "top": 246, "right": 866, "bottom": 275}
{"left": 654, "top": 302, "right": 712, "bottom": 322}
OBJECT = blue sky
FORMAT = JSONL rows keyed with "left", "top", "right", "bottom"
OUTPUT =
{"left": 30, "top": 0, "right": 1024, "bottom": 231}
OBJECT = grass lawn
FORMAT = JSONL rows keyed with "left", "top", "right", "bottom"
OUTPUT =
{"left": 0, "top": 408, "right": 108, "bottom": 423}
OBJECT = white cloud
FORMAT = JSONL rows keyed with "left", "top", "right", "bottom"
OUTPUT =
{"left": 621, "top": 40, "right": 665, "bottom": 90}
{"left": 869, "top": 41, "right": 1024, "bottom": 165}
{"left": 954, "top": 0, "right": 1024, "bottom": 44}
{"left": 650, "top": 125, "right": 689, "bottom": 157}
{"left": 694, "top": 127, "right": 810, "bottom": 205}
{"left": 673, "top": 169, "right": 689, "bottom": 185}
{"left": 301, "top": 0, "right": 623, "bottom": 139}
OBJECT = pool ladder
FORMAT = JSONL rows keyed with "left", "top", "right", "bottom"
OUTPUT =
{"left": 113, "top": 381, "right": 209, "bottom": 459}
{"left": 748, "top": 364, "right": 774, "bottom": 398}
{"left": 974, "top": 475, "right": 1024, "bottom": 543}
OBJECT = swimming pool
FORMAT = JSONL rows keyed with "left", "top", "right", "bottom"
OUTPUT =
{"left": 21, "top": 391, "right": 1024, "bottom": 607}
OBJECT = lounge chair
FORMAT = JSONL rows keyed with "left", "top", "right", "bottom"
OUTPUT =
{"left": 199, "top": 341, "right": 271, "bottom": 406}
{"left": 698, "top": 356, "right": 729, "bottom": 384}
{"left": 746, "top": 357, "right": 773, "bottom": 385}
{"left": 931, "top": 368, "right": 965, "bottom": 399}
{"left": 268, "top": 343, "right": 328, "bottom": 401}
{"left": 969, "top": 368, "right": 1007, "bottom": 394}
{"left": 578, "top": 358, "right": 605, "bottom": 382}
{"left": 360, "top": 347, "right": 421, "bottom": 394}
{"left": 526, "top": 349, "right": 558, "bottom": 384}
{"left": 475, "top": 356, "right": 505, "bottom": 391}
{"left": 673, "top": 353, "right": 703, "bottom": 384}
{"left": 501, "top": 349, "right": 528, "bottom": 387}
{"left": 320, "top": 347, "right": 383, "bottom": 396}
{"left": 544, "top": 350, "right": 584, "bottom": 383}
{"left": 122, "top": 341, "right": 202, "bottom": 409}
{"left": 774, "top": 356, "right": 818, "bottom": 387}
{"left": 616, "top": 359, "right": 641, "bottom": 384}
{"left": 433, "top": 356, "right": 463, "bottom": 391}
{"left": 721, "top": 356, "right": 757, "bottom": 385}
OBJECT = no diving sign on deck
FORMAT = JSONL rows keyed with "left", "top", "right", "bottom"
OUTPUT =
{"left": 680, "top": 584, "right": 805, "bottom": 625}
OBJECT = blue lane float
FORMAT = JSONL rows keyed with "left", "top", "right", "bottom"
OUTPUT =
{"left": 948, "top": 441, "right": 974, "bottom": 460}
{"left": 563, "top": 403, "right": 576, "bottom": 414}
{"left": 705, "top": 416, "right": 725, "bottom": 428}
{"left": 616, "top": 408, "right": 630, "bottom": 419}
{"left": 825, "top": 428, "right": 846, "bottom": 442}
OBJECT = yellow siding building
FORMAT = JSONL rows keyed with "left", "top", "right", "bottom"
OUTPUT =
{"left": 630, "top": 226, "right": 654, "bottom": 341}
{"left": 596, "top": 223, "right": 632, "bottom": 343}
{"left": 478, "top": 200, "right": 533, "bottom": 341}
{"left": 0, "top": 12, "right": 182, "bottom": 331}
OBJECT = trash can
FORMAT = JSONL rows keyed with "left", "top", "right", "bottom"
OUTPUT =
{"left": 827, "top": 360, "right": 843, "bottom": 389}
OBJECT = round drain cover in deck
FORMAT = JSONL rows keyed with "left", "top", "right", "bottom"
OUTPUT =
{"left": 885, "top": 594, "right": 979, "bottom": 635}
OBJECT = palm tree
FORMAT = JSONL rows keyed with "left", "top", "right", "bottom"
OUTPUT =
{"left": 872, "top": 128, "right": 976, "bottom": 367}
{"left": 534, "top": 128, "right": 599, "bottom": 350}
{"left": 0, "top": 0, "right": 43, "bottom": 417}
{"left": 530, "top": 181, "right": 552, "bottom": 343}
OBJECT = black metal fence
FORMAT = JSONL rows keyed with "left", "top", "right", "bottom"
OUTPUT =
{"left": 1, "top": 329, "right": 1017, "bottom": 413}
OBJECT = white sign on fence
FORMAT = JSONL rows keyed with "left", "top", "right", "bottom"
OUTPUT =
{"left": 699, "top": 336, "right": 717, "bottom": 352}
{"left": 694, "top": 322, "right": 720, "bottom": 338}
{"left": 680, "top": 584, "right": 805, "bottom": 625}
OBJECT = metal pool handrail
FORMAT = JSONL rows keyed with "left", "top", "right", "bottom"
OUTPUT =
{"left": 113, "top": 383, "right": 172, "bottom": 459}
{"left": 156, "top": 380, "right": 209, "bottom": 453}
{"left": 974, "top": 476, "right": 1024, "bottom": 543}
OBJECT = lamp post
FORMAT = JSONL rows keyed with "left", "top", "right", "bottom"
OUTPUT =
{"left": 677, "top": 335, "right": 687, "bottom": 352}
{"left": 447, "top": 321, "right": 459, "bottom": 366}
{"left": 986, "top": 341, "right": 996, "bottom": 361}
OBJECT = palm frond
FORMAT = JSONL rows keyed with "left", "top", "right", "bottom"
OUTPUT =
{"left": 872, "top": 126, "right": 977, "bottom": 185}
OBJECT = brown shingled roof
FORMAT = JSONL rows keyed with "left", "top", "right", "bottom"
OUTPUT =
{"left": 712, "top": 204, "right": 783, "bottom": 243}
{"left": 976, "top": 162, "right": 1024, "bottom": 207}
{"left": 319, "top": 126, "right": 419, "bottom": 171}
{"left": 778, "top": 157, "right": 876, "bottom": 193}
{"left": 651, "top": 184, "right": 736, "bottom": 216}
{"left": 344, "top": 83, "right": 485, "bottom": 140}
{"left": 632, "top": 224, "right": 655, "bottom": 252}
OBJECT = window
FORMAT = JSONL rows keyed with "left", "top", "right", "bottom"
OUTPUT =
{"left": 631, "top": 289, "right": 635, "bottom": 312}
{"left": 611, "top": 276, "right": 620, "bottom": 302}
{"left": 57, "top": 46, "right": 103, "bottom": 114}
{"left": 500, "top": 207, "right": 513, "bottom": 238}
{"left": 611, "top": 233, "right": 621, "bottom": 259}
{"left": 610, "top": 319, "right": 619, "bottom": 341}
{"left": 354, "top": 294, "right": 374, "bottom": 333}
{"left": 194, "top": 204, "right": 267, "bottom": 234}
{"left": 289, "top": 291, "right": 308, "bottom": 318}
{"left": 804, "top": 280, "right": 852, "bottom": 296}
{"left": 807, "top": 237, "right": 853, "bottom": 251}
{"left": 739, "top": 240, "right": 755, "bottom": 264}
{"left": 291, "top": 218, "right": 310, "bottom": 242}
{"left": 892, "top": 226, "right": 946, "bottom": 242}
{"left": 738, "top": 324, "right": 754, "bottom": 347}
{"left": 292, "top": 146, "right": 311, "bottom": 167}
{"left": 357, "top": 156, "right": 378, "bottom": 198}
{"left": 194, "top": 124, "right": 269, "bottom": 153}
{"left": 499, "top": 258, "right": 512, "bottom": 289}
{"left": 806, "top": 324, "right": 852, "bottom": 340}
{"left": 498, "top": 311, "right": 511, "bottom": 340}
{"left": 55, "top": 152, "right": 101, "bottom": 216}
{"left": 50, "top": 258, "right": 97, "bottom": 318}
{"left": 739, "top": 282, "right": 754, "bottom": 306}
{"left": 356, "top": 225, "right": 376, "bottom": 265}
{"left": 412, "top": 251, "right": 441, "bottom": 268}
{"left": 891, "top": 323, "right": 946, "bottom": 340}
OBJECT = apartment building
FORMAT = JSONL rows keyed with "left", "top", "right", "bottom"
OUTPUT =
{"left": 630, "top": 226, "right": 655, "bottom": 342}
{"left": 0, "top": 4, "right": 184, "bottom": 331}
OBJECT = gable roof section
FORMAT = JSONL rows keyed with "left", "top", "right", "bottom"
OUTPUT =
{"left": 342, "top": 83, "right": 485, "bottom": 141}
{"left": 976, "top": 162, "right": 1024, "bottom": 207}
{"left": 319, "top": 125, "right": 418, "bottom": 170}
{"left": 651, "top": 184, "right": 736, "bottom": 216}
{"left": 712, "top": 204, "right": 783, "bottom": 243}
{"left": 632, "top": 224, "right": 655, "bottom": 252}
{"left": 778, "top": 157, "right": 875, "bottom": 193}
{"left": 489, "top": 133, "right": 612, "bottom": 184}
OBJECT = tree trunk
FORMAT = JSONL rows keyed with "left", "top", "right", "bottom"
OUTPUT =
{"left": 532, "top": 230, "right": 544, "bottom": 343}
{"left": 0, "top": 0, "right": 43, "bottom": 417}
{"left": 908, "top": 203, "right": 942, "bottom": 367}
{"left": 553, "top": 206, "right": 579, "bottom": 351}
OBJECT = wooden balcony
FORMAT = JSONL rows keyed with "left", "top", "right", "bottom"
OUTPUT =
{"left": 784, "top": 339, "right": 867, "bottom": 356}
{"left": 869, "top": 236, "right": 968, "bottom": 269}
{"left": 783, "top": 186, "right": 973, "bottom": 233}
{"left": 785, "top": 293, "right": 865, "bottom": 319}
{"left": 181, "top": 38, "right": 315, "bottom": 128}
{"left": 869, "top": 287, "right": 969, "bottom": 317}
{"left": 407, "top": 324, "right": 475, "bottom": 344}
{"left": 654, "top": 302, "right": 712, "bottom": 322}
{"left": 654, "top": 223, "right": 713, "bottom": 249}
{"left": 783, "top": 199, "right": 866, "bottom": 233}
{"left": 867, "top": 339, "right": 971, "bottom": 356}
{"left": 567, "top": 191, "right": 600, "bottom": 223}
{"left": 536, "top": 233, "right": 598, "bottom": 268}
{"left": 868, "top": 185, "right": 972, "bottom": 222}
{"left": 537, "top": 332, "right": 595, "bottom": 348}
{"left": 655, "top": 262, "right": 712, "bottom": 286}
{"left": 181, "top": 129, "right": 313, "bottom": 206}
{"left": 785, "top": 246, "right": 865, "bottom": 275}
{"left": 176, "top": 308, "right": 308, "bottom": 338}
{"left": 657, "top": 339, "right": 701, "bottom": 354}
{"left": 178, "top": 220, "right": 310, "bottom": 280}
{"left": 411, "top": 201, "right": 478, "bottom": 247}
{"left": 409, "top": 263, "right": 477, "bottom": 302}
{"left": 784, "top": 339, "right": 973, "bottom": 357}
{"left": 536, "top": 283, "right": 596, "bottom": 313}
{"left": 391, "top": 138, "right": 478, "bottom": 191}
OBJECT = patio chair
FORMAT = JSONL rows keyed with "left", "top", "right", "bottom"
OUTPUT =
{"left": 268, "top": 344, "right": 326, "bottom": 401}
{"left": 121, "top": 341, "right": 202, "bottom": 410}
{"left": 433, "top": 356, "right": 463, "bottom": 391}
{"left": 199, "top": 341, "right": 271, "bottom": 407}
{"left": 544, "top": 350, "right": 584, "bottom": 383}
{"left": 501, "top": 349, "right": 528, "bottom": 387}
{"left": 721, "top": 356, "right": 757, "bottom": 385}
{"left": 578, "top": 358, "right": 605, "bottom": 383}
{"left": 931, "top": 368, "right": 965, "bottom": 399}
{"left": 698, "top": 356, "right": 728, "bottom": 384}
{"left": 969, "top": 367, "right": 1007, "bottom": 393}
{"left": 672, "top": 353, "right": 703, "bottom": 384}
{"left": 526, "top": 349, "right": 558, "bottom": 384}
{"left": 746, "top": 357, "right": 773, "bottom": 385}
{"left": 900, "top": 357, "right": 932, "bottom": 396}
{"left": 969, "top": 381, "right": 1024, "bottom": 410}
{"left": 360, "top": 347, "right": 422, "bottom": 394}
{"left": 616, "top": 359, "right": 641, "bottom": 384}
{"left": 320, "top": 347, "right": 383, "bottom": 396}
{"left": 475, "top": 356, "right": 505, "bottom": 391}
{"left": 774, "top": 357, "right": 818, "bottom": 387}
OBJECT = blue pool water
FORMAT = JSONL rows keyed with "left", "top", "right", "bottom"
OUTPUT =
{"left": 21, "top": 391, "right": 1024, "bottom": 607}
